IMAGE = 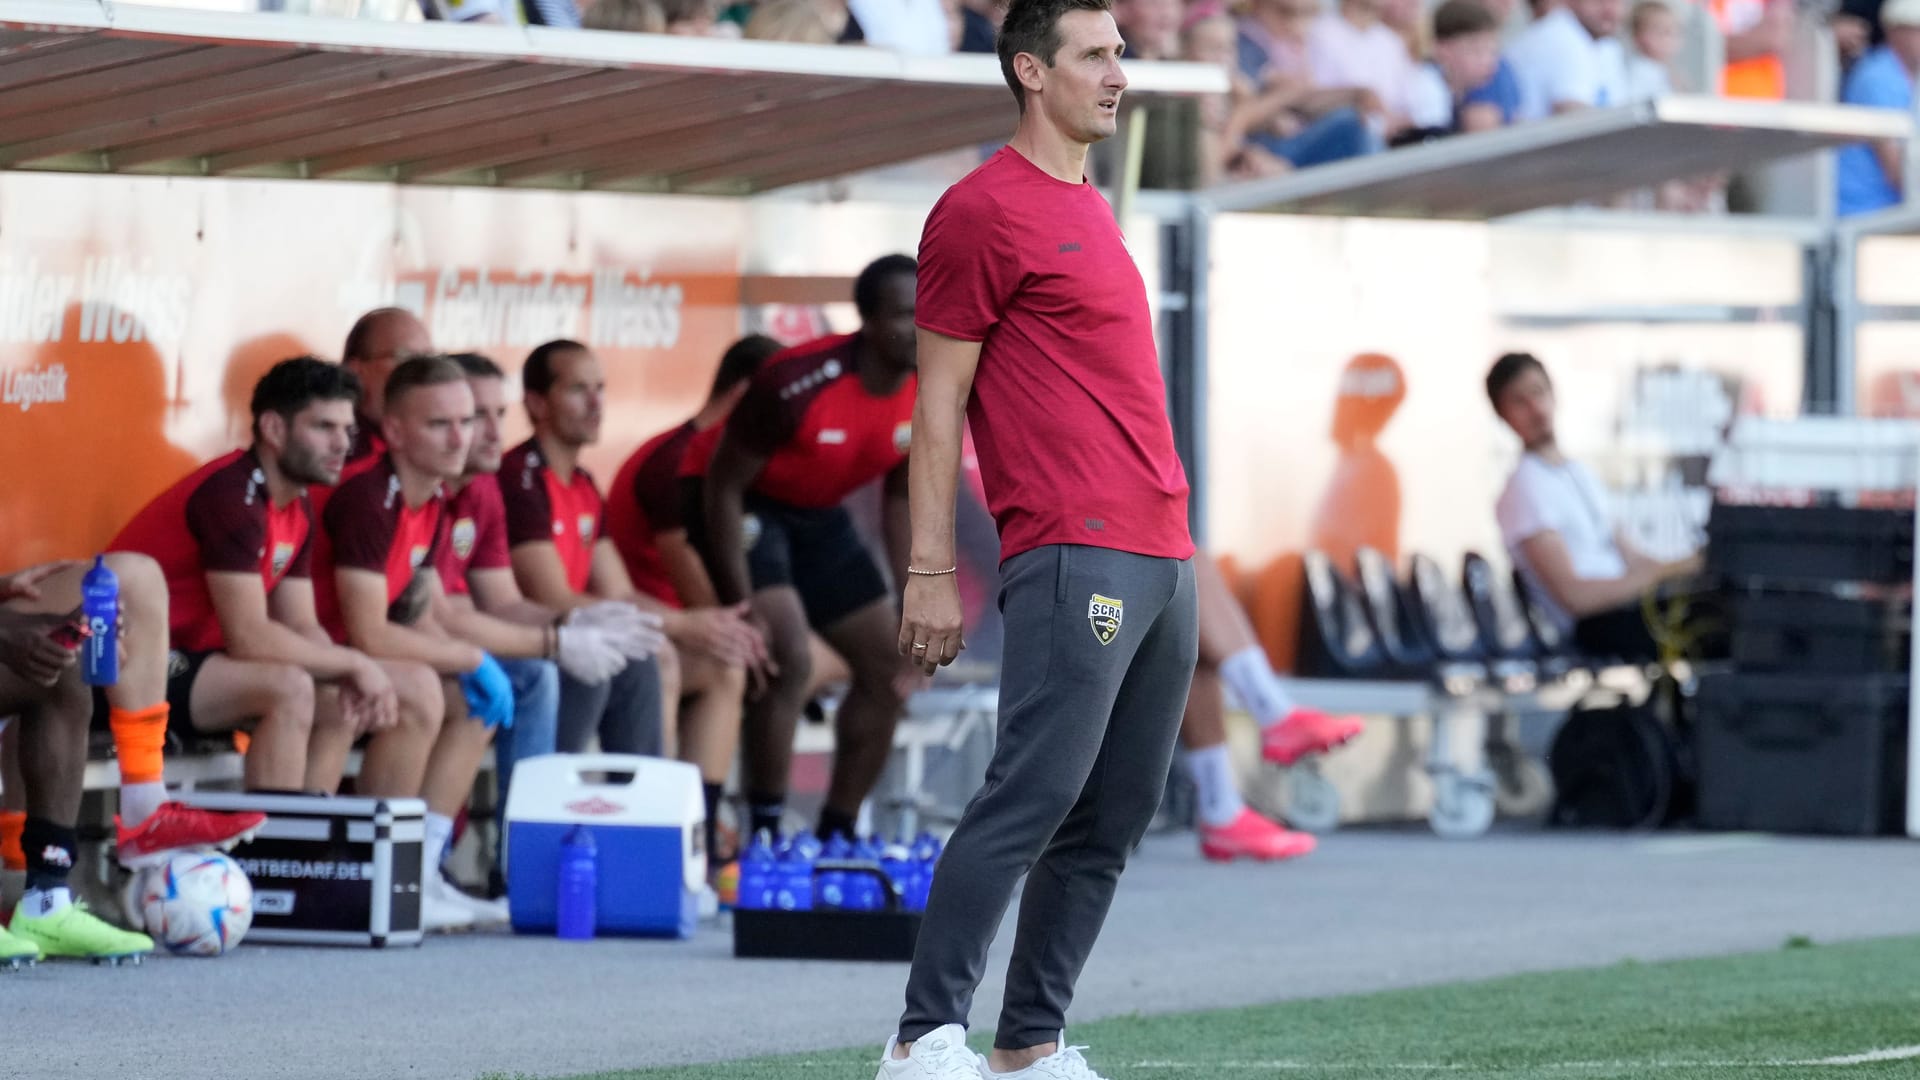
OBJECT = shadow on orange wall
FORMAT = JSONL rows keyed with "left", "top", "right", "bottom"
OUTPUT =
{"left": 0, "top": 305, "right": 199, "bottom": 566}
{"left": 1245, "top": 352, "right": 1408, "bottom": 672}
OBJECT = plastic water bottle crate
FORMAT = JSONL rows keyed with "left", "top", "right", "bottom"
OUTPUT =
{"left": 732, "top": 861, "right": 923, "bottom": 962}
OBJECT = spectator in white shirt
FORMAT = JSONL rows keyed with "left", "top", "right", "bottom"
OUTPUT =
{"left": 1506, "top": 0, "right": 1628, "bottom": 120}
{"left": 1486, "top": 352, "right": 1701, "bottom": 660}
{"left": 1309, "top": 0, "right": 1420, "bottom": 132}
{"left": 848, "top": 0, "right": 952, "bottom": 52}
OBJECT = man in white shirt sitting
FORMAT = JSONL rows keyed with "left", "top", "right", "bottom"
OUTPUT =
{"left": 1487, "top": 352, "right": 1701, "bottom": 660}
{"left": 1505, "top": 0, "right": 1628, "bottom": 121}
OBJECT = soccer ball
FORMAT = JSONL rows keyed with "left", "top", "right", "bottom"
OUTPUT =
{"left": 130, "top": 851, "right": 254, "bottom": 957}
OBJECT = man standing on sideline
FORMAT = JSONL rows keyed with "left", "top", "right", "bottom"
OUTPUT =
{"left": 884, "top": 2, "right": 1198, "bottom": 1076}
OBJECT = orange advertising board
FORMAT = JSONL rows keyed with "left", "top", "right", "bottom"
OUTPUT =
{"left": 0, "top": 174, "right": 746, "bottom": 567}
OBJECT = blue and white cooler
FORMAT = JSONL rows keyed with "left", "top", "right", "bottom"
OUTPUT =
{"left": 505, "top": 753, "right": 705, "bottom": 939}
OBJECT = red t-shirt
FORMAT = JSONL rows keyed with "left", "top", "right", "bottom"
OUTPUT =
{"left": 436, "top": 474, "right": 512, "bottom": 598}
{"left": 724, "top": 333, "right": 916, "bottom": 509}
{"left": 313, "top": 455, "right": 445, "bottom": 643}
{"left": 606, "top": 422, "right": 697, "bottom": 608}
{"left": 500, "top": 439, "right": 604, "bottom": 595}
{"left": 679, "top": 423, "right": 722, "bottom": 484}
{"left": 917, "top": 146, "right": 1193, "bottom": 563}
{"left": 109, "top": 449, "right": 313, "bottom": 653}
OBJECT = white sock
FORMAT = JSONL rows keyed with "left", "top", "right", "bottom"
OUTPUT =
{"left": 19, "top": 886, "right": 72, "bottom": 917}
{"left": 1219, "top": 646, "right": 1296, "bottom": 729}
{"left": 425, "top": 812, "right": 454, "bottom": 876}
{"left": 1182, "top": 744, "right": 1245, "bottom": 828}
{"left": 119, "top": 782, "right": 168, "bottom": 827}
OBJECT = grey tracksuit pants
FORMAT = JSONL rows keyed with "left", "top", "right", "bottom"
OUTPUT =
{"left": 900, "top": 543, "right": 1198, "bottom": 1049}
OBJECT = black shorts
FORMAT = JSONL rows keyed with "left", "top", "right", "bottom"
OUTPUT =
{"left": 743, "top": 494, "right": 889, "bottom": 629}
{"left": 163, "top": 648, "right": 216, "bottom": 742}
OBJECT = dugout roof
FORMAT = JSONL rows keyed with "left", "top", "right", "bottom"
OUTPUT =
{"left": 0, "top": 0, "right": 1223, "bottom": 195}
{"left": 1206, "top": 96, "right": 1914, "bottom": 221}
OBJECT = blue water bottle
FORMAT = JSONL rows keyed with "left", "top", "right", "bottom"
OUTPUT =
{"left": 908, "top": 831, "right": 943, "bottom": 912}
{"left": 818, "top": 834, "right": 853, "bottom": 910}
{"left": 775, "top": 834, "right": 814, "bottom": 911}
{"left": 557, "top": 825, "right": 597, "bottom": 940}
{"left": 880, "top": 836, "right": 912, "bottom": 910}
{"left": 80, "top": 556, "right": 118, "bottom": 687}
{"left": 738, "top": 831, "right": 776, "bottom": 911}
{"left": 851, "top": 836, "right": 886, "bottom": 912}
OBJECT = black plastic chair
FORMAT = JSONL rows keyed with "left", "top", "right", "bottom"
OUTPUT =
{"left": 1353, "top": 546, "right": 1436, "bottom": 677}
{"left": 1510, "top": 566, "right": 1578, "bottom": 663}
{"left": 1406, "top": 552, "right": 1485, "bottom": 665}
{"left": 1295, "top": 550, "right": 1387, "bottom": 677}
{"left": 1462, "top": 552, "right": 1539, "bottom": 662}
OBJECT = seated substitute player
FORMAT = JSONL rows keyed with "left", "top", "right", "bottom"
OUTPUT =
{"left": 438, "top": 352, "right": 664, "bottom": 893}
{"left": 315, "top": 355, "right": 514, "bottom": 931}
{"left": 0, "top": 549, "right": 264, "bottom": 870}
{"left": 341, "top": 306, "right": 434, "bottom": 464}
{"left": 0, "top": 566, "right": 155, "bottom": 963}
{"left": 501, "top": 342, "right": 759, "bottom": 788}
{"left": 606, "top": 334, "right": 851, "bottom": 850}
{"left": 110, "top": 357, "right": 427, "bottom": 809}
{"left": 701, "top": 254, "right": 920, "bottom": 843}
{"left": 1179, "top": 551, "right": 1363, "bottom": 861}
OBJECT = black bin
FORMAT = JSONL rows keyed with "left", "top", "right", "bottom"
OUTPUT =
{"left": 1695, "top": 673, "right": 1909, "bottom": 835}
{"left": 1729, "top": 592, "right": 1910, "bottom": 674}
{"left": 1706, "top": 504, "right": 1913, "bottom": 585}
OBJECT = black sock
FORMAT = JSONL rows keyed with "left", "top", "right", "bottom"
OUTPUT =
{"left": 747, "top": 791, "right": 785, "bottom": 840}
{"left": 702, "top": 783, "right": 724, "bottom": 862}
{"left": 22, "top": 817, "right": 77, "bottom": 894}
{"left": 816, "top": 806, "right": 858, "bottom": 844}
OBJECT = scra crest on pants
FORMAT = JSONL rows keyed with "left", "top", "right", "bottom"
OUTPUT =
{"left": 1088, "top": 593, "right": 1123, "bottom": 646}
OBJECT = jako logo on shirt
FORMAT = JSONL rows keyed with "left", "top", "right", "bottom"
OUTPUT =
{"left": 576, "top": 513, "right": 595, "bottom": 541}
{"left": 452, "top": 518, "right": 476, "bottom": 559}
{"left": 270, "top": 541, "right": 296, "bottom": 578}
{"left": 1088, "top": 594, "right": 1123, "bottom": 646}
{"left": 893, "top": 421, "right": 912, "bottom": 455}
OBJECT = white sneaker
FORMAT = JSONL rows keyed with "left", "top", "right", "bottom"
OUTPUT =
{"left": 983, "top": 1035, "right": 1106, "bottom": 1080}
{"left": 875, "top": 1023, "right": 984, "bottom": 1080}
{"left": 421, "top": 876, "right": 477, "bottom": 933}
{"left": 434, "top": 872, "right": 509, "bottom": 926}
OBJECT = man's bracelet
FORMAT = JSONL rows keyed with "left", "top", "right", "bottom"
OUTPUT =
{"left": 906, "top": 566, "right": 958, "bottom": 576}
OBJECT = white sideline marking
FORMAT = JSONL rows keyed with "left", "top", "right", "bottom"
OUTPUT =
{"left": 1804, "top": 1044, "right": 1920, "bottom": 1065}
{"left": 1112, "top": 1046, "right": 1920, "bottom": 1070}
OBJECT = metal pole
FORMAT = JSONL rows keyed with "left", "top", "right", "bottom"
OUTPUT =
{"left": 1115, "top": 106, "right": 1147, "bottom": 236}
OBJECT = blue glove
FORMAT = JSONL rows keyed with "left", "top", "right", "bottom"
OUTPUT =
{"left": 459, "top": 652, "right": 515, "bottom": 730}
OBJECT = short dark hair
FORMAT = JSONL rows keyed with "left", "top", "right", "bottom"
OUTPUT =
{"left": 854, "top": 254, "right": 917, "bottom": 318}
{"left": 1433, "top": 0, "right": 1497, "bottom": 40}
{"left": 342, "top": 307, "right": 413, "bottom": 365}
{"left": 711, "top": 335, "right": 784, "bottom": 400}
{"left": 251, "top": 356, "right": 361, "bottom": 440}
{"left": 1485, "top": 352, "right": 1549, "bottom": 410}
{"left": 522, "top": 339, "right": 588, "bottom": 397}
{"left": 998, "top": 0, "right": 1114, "bottom": 114}
{"left": 383, "top": 355, "right": 469, "bottom": 412}
{"left": 449, "top": 352, "right": 505, "bottom": 381}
